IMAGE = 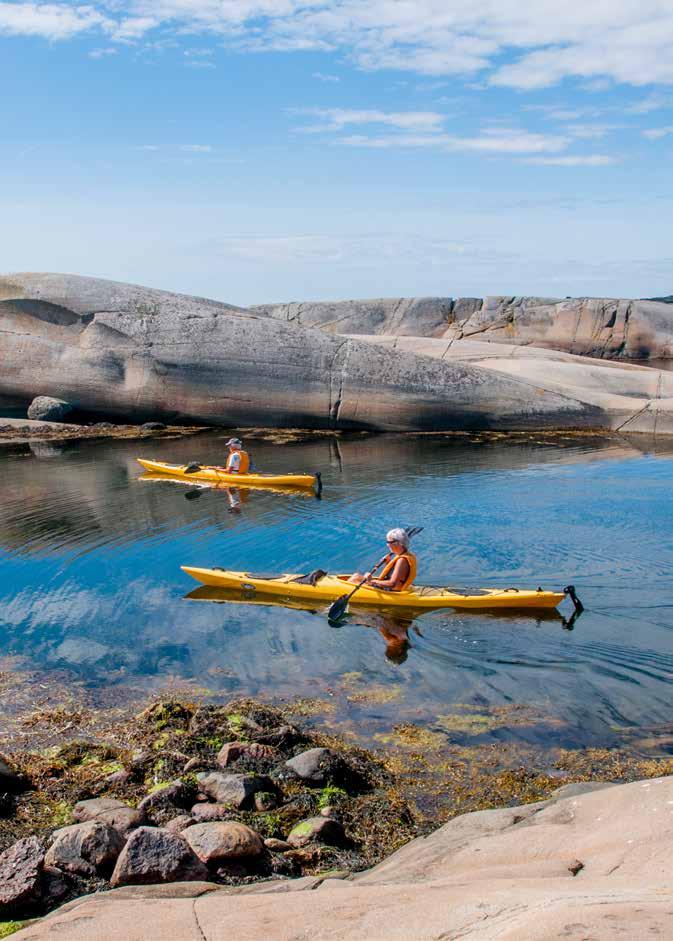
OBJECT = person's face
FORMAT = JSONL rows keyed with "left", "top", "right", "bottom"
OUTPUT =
{"left": 387, "top": 539, "right": 404, "bottom": 554}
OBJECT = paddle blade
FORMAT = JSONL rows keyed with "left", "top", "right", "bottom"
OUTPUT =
{"left": 184, "top": 488, "right": 202, "bottom": 501}
{"left": 327, "top": 594, "right": 349, "bottom": 623}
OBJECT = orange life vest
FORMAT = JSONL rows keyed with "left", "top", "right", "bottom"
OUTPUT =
{"left": 226, "top": 449, "right": 250, "bottom": 474}
{"left": 379, "top": 551, "right": 417, "bottom": 591}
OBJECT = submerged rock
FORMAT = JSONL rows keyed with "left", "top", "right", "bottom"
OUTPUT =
{"left": 109, "top": 827, "right": 208, "bottom": 887}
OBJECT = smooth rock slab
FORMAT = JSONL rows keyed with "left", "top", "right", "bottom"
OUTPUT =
{"left": 287, "top": 817, "right": 346, "bottom": 848}
{"left": 45, "top": 821, "right": 124, "bottom": 877}
{"left": 196, "top": 772, "right": 275, "bottom": 809}
{"left": 184, "top": 823, "right": 264, "bottom": 865}
{"left": 0, "top": 836, "right": 44, "bottom": 911}
{"left": 110, "top": 827, "right": 208, "bottom": 887}
{"left": 73, "top": 797, "right": 144, "bottom": 836}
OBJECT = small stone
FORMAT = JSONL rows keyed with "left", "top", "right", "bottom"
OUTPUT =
{"left": 0, "top": 836, "right": 44, "bottom": 911}
{"left": 104, "top": 769, "right": 132, "bottom": 788}
{"left": 164, "top": 815, "right": 194, "bottom": 834}
{"left": 129, "top": 749, "right": 153, "bottom": 773}
{"left": 257, "top": 724, "right": 301, "bottom": 748}
{"left": 93, "top": 421, "right": 115, "bottom": 430}
{"left": 184, "top": 823, "right": 264, "bottom": 865}
{"left": 287, "top": 816, "right": 346, "bottom": 849}
{"left": 264, "top": 838, "right": 292, "bottom": 853}
{"left": 320, "top": 806, "right": 338, "bottom": 819}
{"left": 27, "top": 396, "right": 73, "bottom": 422}
{"left": 110, "top": 827, "right": 208, "bottom": 887}
{"left": 196, "top": 771, "right": 276, "bottom": 810}
{"left": 284, "top": 748, "right": 343, "bottom": 787}
{"left": 73, "top": 797, "right": 144, "bottom": 836}
{"left": 137, "top": 780, "right": 189, "bottom": 823}
{"left": 253, "top": 791, "right": 278, "bottom": 812}
{"left": 182, "top": 757, "right": 204, "bottom": 774}
{"left": 217, "top": 741, "right": 276, "bottom": 767}
{"left": 190, "top": 803, "right": 232, "bottom": 823}
{"left": 568, "top": 859, "right": 584, "bottom": 876}
{"left": 45, "top": 821, "right": 124, "bottom": 877}
{"left": 140, "top": 421, "right": 167, "bottom": 431}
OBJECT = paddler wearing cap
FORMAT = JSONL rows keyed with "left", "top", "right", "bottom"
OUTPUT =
{"left": 220, "top": 437, "right": 250, "bottom": 475}
{"left": 348, "top": 528, "right": 417, "bottom": 592}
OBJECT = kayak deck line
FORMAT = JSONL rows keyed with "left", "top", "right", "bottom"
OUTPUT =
{"left": 180, "top": 566, "right": 568, "bottom": 611}
{"left": 136, "top": 458, "right": 319, "bottom": 490}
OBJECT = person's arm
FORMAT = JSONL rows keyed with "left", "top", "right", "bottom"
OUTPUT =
{"left": 370, "top": 557, "right": 410, "bottom": 590}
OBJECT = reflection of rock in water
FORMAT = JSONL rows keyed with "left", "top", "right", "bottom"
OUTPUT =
{"left": 29, "top": 441, "right": 66, "bottom": 459}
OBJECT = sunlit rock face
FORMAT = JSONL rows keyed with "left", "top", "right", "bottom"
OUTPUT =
{"left": 254, "top": 295, "right": 673, "bottom": 361}
{"left": 0, "top": 273, "right": 603, "bottom": 431}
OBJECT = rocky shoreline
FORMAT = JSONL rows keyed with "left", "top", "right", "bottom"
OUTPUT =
{"left": 1, "top": 696, "right": 673, "bottom": 937}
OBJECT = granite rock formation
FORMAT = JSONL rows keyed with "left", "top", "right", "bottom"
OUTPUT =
{"left": 255, "top": 295, "right": 673, "bottom": 360}
{"left": 15, "top": 776, "right": 673, "bottom": 940}
{"left": 0, "top": 273, "right": 608, "bottom": 432}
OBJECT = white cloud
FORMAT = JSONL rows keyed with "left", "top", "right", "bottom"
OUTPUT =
{"left": 643, "top": 125, "right": 673, "bottom": 139}
{"left": 0, "top": 2, "right": 110, "bottom": 40}
{"left": 523, "top": 154, "right": 618, "bottom": 166}
{"left": 89, "top": 45, "right": 116, "bottom": 58}
{"left": 3, "top": 1, "right": 673, "bottom": 93}
{"left": 294, "top": 107, "right": 447, "bottom": 133}
{"left": 625, "top": 93, "right": 671, "bottom": 114}
{"left": 312, "top": 71, "right": 340, "bottom": 82}
{"left": 340, "top": 127, "right": 570, "bottom": 154}
{"left": 180, "top": 144, "right": 213, "bottom": 152}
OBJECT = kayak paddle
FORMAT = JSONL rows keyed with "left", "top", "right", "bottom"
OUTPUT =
{"left": 327, "top": 527, "right": 423, "bottom": 624}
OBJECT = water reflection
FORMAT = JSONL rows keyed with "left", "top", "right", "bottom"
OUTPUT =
{"left": 0, "top": 429, "right": 672, "bottom": 752}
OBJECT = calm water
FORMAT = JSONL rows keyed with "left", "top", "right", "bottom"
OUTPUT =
{"left": 1, "top": 430, "right": 672, "bottom": 754}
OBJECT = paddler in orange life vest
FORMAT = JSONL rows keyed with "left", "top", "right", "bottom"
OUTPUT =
{"left": 349, "top": 528, "right": 417, "bottom": 592}
{"left": 222, "top": 438, "right": 250, "bottom": 475}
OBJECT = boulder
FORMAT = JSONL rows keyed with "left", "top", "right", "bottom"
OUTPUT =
{"left": 196, "top": 772, "right": 275, "bottom": 809}
{"left": 284, "top": 748, "right": 344, "bottom": 787}
{"left": 184, "top": 822, "right": 264, "bottom": 865}
{"left": 0, "top": 836, "right": 44, "bottom": 912}
{"left": 110, "top": 827, "right": 208, "bottom": 887}
{"left": 216, "top": 741, "right": 276, "bottom": 767}
{"left": 73, "top": 797, "right": 144, "bottom": 836}
{"left": 45, "top": 821, "right": 124, "bottom": 876}
{"left": 0, "top": 273, "right": 610, "bottom": 432}
{"left": 27, "top": 395, "right": 73, "bottom": 422}
{"left": 137, "top": 781, "right": 189, "bottom": 823}
{"left": 287, "top": 816, "right": 346, "bottom": 848}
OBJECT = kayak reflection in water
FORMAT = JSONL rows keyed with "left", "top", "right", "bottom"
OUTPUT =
{"left": 348, "top": 527, "right": 418, "bottom": 592}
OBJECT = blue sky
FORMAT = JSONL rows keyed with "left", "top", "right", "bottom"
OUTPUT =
{"left": 1, "top": 1, "right": 673, "bottom": 305}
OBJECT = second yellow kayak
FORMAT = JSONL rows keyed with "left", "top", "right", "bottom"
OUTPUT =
{"left": 136, "top": 458, "right": 319, "bottom": 490}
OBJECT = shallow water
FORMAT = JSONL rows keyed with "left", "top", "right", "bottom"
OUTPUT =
{"left": 1, "top": 430, "right": 672, "bottom": 755}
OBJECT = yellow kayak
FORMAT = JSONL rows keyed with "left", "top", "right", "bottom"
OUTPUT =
{"left": 136, "top": 458, "right": 319, "bottom": 490}
{"left": 180, "top": 566, "right": 567, "bottom": 611}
